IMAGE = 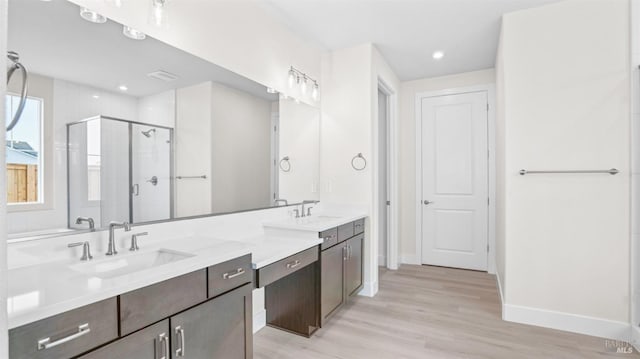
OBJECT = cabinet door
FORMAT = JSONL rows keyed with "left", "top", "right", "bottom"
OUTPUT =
{"left": 171, "top": 283, "right": 252, "bottom": 359}
{"left": 78, "top": 320, "right": 169, "bottom": 359}
{"left": 321, "top": 242, "right": 346, "bottom": 323}
{"left": 345, "top": 234, "right": 364, "bottom": 297}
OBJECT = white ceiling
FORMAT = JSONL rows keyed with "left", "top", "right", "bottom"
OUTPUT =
{"left": 8, "top": 0, "right": 278, "bottom": 100}
{"left": 262, "top": 0, "right": 562, "bottom": 81}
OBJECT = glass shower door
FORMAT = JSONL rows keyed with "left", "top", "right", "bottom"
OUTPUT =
{"left": 131, "top": 124, "right": 172, "bottom": 223}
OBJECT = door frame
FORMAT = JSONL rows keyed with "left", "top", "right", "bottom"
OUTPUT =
{"left": 377, "top": 78, "right": 399, "bottom": 270}
{"left": 414, "top": 84, "right": 496, "bottom": 274}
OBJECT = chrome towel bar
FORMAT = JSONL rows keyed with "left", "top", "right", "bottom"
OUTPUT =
{"left": 176, "top": 175, "right": 207, "bottom": 179}
{"left": 519, "top": 168, "right": 619, "bottom": 176}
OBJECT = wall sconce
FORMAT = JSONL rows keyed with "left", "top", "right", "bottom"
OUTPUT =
{"left": 288, "top": 66, "right": 319, "bottom": 101}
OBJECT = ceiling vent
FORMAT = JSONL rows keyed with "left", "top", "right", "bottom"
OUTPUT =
{"left": 147, "top": 70, "right": 179, "bottom": 82}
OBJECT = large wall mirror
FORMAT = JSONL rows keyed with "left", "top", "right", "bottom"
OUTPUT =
{"left": 6, "top": 0, "right": 320, "bottom": 239}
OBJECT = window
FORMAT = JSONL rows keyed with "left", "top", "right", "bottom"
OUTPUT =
{"left": 5, "top": 94, "right": 44, "bottom": 204}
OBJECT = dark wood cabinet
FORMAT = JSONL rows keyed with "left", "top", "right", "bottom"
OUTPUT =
{"left": 77, "top": 320, "right": 169, "bottom": 359}
{"left": 11, "top": 254, "right": 253, "bottom": 359}
{"left": 171, "top": 283, "right": 252, "bottom": 359}
{"left": 345, "top": 233, "right": 364, "bottom": 297}
{"left": 321, "top": 241, "right": 346, "bottom": 323}
{"left": 319, "top": 220, "right": 365, "bottom": 326}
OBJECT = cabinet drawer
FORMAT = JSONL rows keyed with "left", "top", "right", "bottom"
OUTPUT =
{"left": 337, "top": 222, "right": 354, "bottom": 243}
{"left": 9, "top": 298, "right": 118, "bottom": 359}
{"left": 208, "top": 254, "right": 252, "bottom": 298}
{"left": 120, "top": 270, "right": 207, "bottom": 336}
{"left": 256, "top": 247, "right": 318, "bottom": 287}
{"left": 319, "top": 227, "right": 338, "bottom": 250}
{"left": 354, "top": 219, "right": 365, "bottom": 235}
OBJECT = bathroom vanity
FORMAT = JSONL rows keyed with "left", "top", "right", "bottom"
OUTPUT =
{"left": 6, "top": 207, "right": 367, "bottom": 359}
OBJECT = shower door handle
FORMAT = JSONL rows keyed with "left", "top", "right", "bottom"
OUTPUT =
{"left": 131, "top": 184, "right": 139, "bottom": 196}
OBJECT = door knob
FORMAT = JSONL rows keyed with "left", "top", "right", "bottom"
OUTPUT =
{"left": 423, "top": 200, "right": 433, "bottom": 205}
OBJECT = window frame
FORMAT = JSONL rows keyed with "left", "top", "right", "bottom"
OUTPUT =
{"left": 6, "top": 92, "right": 53, "bottom": 212}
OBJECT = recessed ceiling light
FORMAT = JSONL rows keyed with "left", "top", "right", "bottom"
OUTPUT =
{"left": 147, "top": 70, "right": 179, "bottom": 82}
{"left": 432, "top": 51, "right": 445, "bottom": 60}
{"left": 123, "top": 26, "right": 146, "bottom": 40}
{"left": 92, "top": 94, "right": 100, "bottom": 99}
{"left": 118, "top": 85, "right": 128, "bottom": 91}
{"left": 267, "top": 87, "right": 277, "bottom": 94}
{"left": 80, "top": 7, "right": 107, "bottom": 24}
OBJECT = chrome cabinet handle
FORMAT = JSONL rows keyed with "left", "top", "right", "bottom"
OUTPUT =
{"left": 222, "top": 268, "right": 245, "bottom": 279}
{"left": 343, "top": 246, "right": 348, "bottom": 261}
{"left": 37, "top": 323, "right": 90, "bottom": 350}
{"left": 175, "top": 326, "right": 185, "bottom": 357}
{"left": 286, "top": 259, "right": 301, "bottom": 269}
{"left": 158, "top": 333, "right": 169, "bottom": 359}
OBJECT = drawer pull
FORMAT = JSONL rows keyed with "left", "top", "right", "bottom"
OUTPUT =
{"left": 222, "top": 268, "right": 245, "bottom": 279}
{"left": 286, "top": 259, "right": 301, "bottom": 269}
{"left": 175, "top": 326, "right": 185, "bottom": 357}
{"left": 158, "top": 332, "right": 169, "bottom": 359}
{"left": 37, "top": 323, "right": 90, "bottom": 350}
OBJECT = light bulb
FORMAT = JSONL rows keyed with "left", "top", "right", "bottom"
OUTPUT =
{"left": 151, "top": 0, "right": 169, "bottom": 27}
{"left": 312, "top": 82, "right": 319, "bottom": 101}
{"left": 123, "top": 26, "right": 146, "bottom": 40}
{"left": 288, "top": 68, "right": 296, "bottom": 88}
{"left": 301, "top": 76, "right": 308, "bottom": 95}
{"left": 80, "top": 7, "right": 107, "bottom": 23}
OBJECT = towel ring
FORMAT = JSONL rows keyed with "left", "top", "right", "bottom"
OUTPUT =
{"left": 351, "top": 153, "right": 367, "bottom": 171}
{"left": 279, "top": 156, "right": 291, "bottom": 172}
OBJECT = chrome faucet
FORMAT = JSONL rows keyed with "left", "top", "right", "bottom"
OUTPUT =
{"left": 75, "top": 217, "right": 95, "bottom": 231}
{"left": 68, "top": 241, "right": 93, "bottom": 261}
{"left": 107, "top": 221, "right": 131, "bottom": 256}
{"left": 301, "top": 200, "right": 319, "bottom": 218}
{"left": 274, "top": 198, "right": 288, "bottom": 206}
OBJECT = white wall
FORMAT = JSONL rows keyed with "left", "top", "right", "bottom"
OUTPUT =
{"left": 632, "top": 0, "right": 640, "bottom": 344}
{"left": 210, "top": 82, "right": 273, "bottom": 213}
{"left": 138, "top": 90, "right": 176, "bottom": 129}
{"left": 278, "top": 98, "right": 320, "bottom": 204}
{"left": 398, "top": 69, "right": 496, "bottom": 264}
{"left": 8, "top": 75, "right": 138, "bottom": 234}
{"left": 497, "top": 0, "right": 631, "bottom": 338}
{"left": 68, "top": 0, "right": 322, "bottom": 108}
{"left": 175, "top": 82, "right": 212, "bottom": 217}
{"left": 495, "top": 28, "right": 506, "bottom": 296}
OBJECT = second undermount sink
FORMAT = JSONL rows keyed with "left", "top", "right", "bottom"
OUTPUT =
{"left": 69, "top": 249, "right": 194, "bottom": 279}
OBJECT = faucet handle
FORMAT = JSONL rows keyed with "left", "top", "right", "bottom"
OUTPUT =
{"left": 130, "top": 232, "right": 148, "bottom": 251}
{"left": 293, "top": 209, "right": 300, "bottom": 219}
{"left": 68, "top": 241, "right": 93, "bottom": 261}
{"left": 307, "top": 207, "right": 313, "bottom": 216}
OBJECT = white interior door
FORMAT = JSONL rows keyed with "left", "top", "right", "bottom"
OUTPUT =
{"left": 420, "top": 91, "right": 488, "bottom": 271}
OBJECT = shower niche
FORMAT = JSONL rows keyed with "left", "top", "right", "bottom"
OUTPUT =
{"left": 67, "top": 116, "right": 173, "bottom": 229}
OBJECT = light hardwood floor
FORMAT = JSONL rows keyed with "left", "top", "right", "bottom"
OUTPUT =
{"left": 254, "top": 264, "right": 636, "bottom": 358}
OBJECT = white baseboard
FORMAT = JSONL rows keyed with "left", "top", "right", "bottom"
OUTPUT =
{"left": 253, "top": 308, "right": 266, "bottom": 333}
{"left": 358, "top": 280, "right": 378, "bottom": 297}
{"left": 503, "top": 303, "right": 630, "bottom": 341}
{"left": 400, "top": 254, "right": 420, "bottom": 265}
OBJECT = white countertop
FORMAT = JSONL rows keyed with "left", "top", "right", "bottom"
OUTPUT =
{"left": 7, "top": 233, "right": 323, "bottom": 329}
{"left": 262, "top": 212, "right": 367, "bottom": 233}
{"left": 7, "top": 209, "right": 367, "bottom": 329}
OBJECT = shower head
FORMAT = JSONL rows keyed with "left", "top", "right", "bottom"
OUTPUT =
{"left": 141, "top": 128, "right": 156, "bottom": 137}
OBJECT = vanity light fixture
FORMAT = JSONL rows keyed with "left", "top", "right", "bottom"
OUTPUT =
{"left": 118, "top": 85, "right": 128, "bottom": 91}
{"left": 432, "top": 50, "right": 445, "bottom": 60}
{"left": 151, "top": 0, "right": 170, "bottom": 27}
{"left": 80, "top": 7, "right": 107, "bottom": 24}
{"left": 123, "top": 26, "right": 146, "bottom": 40}
{"left": 287, "top": 66, "right": 319, "bottom": 101}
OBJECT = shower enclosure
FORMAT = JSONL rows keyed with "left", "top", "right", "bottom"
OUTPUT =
{"left": 67, "top": 115, "right": 173, "bottom": 229}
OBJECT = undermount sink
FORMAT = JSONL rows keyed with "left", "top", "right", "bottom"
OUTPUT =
{"left": 300, "top": 215, "right": 342, "bottom": 223}
{"left": 69, "top": 249, "right": 194, "bottom": 279}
